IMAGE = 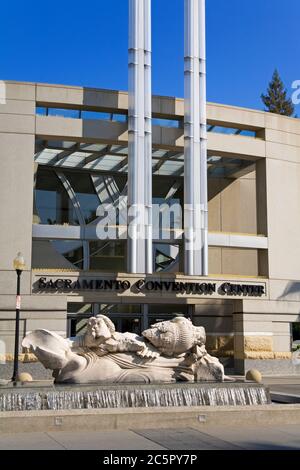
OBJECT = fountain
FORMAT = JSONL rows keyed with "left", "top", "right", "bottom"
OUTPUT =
{"left": 0, "top": 382, "right": 270, "bottom": 412}
{"left": 0, "top": 315, "right": 270, "bottom": 412}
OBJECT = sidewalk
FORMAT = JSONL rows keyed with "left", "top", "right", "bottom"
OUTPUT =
{"left": 0, "top": 424, "right": 299, "bottom": 450}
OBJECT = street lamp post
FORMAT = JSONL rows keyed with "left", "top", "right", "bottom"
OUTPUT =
{"left": 11, "top": 252, "right": 26, "bottom": 384}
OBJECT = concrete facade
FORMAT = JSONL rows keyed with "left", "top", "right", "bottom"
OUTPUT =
{"left": 0, "top": 81, "right": 300, "bottom": 376}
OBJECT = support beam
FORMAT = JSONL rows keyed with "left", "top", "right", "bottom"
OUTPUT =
{"left": 184, "top": 0, "right": 208, "bottom": 276}
{"left": 128, "top": 0, "right": 152, "bottom": 274}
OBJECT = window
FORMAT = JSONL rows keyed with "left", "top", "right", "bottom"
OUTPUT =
{"left": 63, "top": 171, "right": 99, "bottom": 224}
{"left": 89, "top": 240, "right": 126, "bottom": 272}
{"left": 35, "top": 168, "right": 73, "bottom": 225}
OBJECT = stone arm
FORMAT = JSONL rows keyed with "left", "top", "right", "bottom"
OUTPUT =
{"left": 67, "top": 331, "right": 160, "bottom": 359}
{"left": 101, "top": 333, "right": 160, "bottom": 359}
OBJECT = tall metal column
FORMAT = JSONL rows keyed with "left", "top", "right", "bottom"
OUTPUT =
{"left": 128, "top": 0, "right": 153, "bottom": 274}
{"left": 184, "top": 0, "right": 208, "bottom": 276}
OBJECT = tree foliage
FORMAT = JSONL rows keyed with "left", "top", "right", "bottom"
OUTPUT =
{"left": 261, "top": 69, "right": 294, "bottom": 116}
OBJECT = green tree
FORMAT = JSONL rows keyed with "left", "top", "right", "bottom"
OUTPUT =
{"left": 261, "top": 69, "right": 294, "bottom": 116}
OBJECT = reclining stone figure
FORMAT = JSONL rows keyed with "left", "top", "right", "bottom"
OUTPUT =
{"left": 22, "top": 315, "right": 225, "bottom": 383}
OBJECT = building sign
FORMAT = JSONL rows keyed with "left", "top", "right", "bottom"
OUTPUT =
{"left": 36, "top": 277, "right": 266, "bottom": 298}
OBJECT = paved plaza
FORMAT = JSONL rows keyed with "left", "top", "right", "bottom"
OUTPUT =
{"left": 0, "top": 425, "right": 299, "bottom": 450}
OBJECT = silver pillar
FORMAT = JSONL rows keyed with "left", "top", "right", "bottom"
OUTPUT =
{"left": 128, "top": 0, "right": 153, "bottom": 274}
{"left": 184, "top": 0, "right": 208, "bottom": 276}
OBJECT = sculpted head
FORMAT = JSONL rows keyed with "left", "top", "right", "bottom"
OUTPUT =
{"left": 142, "top": 317, "right": 206, "bottom": 357}
{"left": 86, "top": 315, "right": 115, "bottom": 343}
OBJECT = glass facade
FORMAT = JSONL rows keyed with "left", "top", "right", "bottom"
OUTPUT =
{"left": 35, "top": 168, "right": 72, "bottom": 225}
{"left": 67, "top": 303, "right": 190, "bottom": 336}
{"left": 89, "top": 240, "right": 126, "bottom": 272}
{"left": 33, "top": 138, "right": 258, "bottom": 274}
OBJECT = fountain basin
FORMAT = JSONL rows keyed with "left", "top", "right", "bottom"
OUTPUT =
{"left": 0, "top": 382, "right": 270, "bottom": 412}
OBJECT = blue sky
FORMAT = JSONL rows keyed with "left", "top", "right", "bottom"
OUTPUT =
{"left": 1, "top": 0, "right": 299, "bottom": 112}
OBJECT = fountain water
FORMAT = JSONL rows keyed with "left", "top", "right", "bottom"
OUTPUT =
{"left": 0, "top": 382, "right": 270, "bottom": 412}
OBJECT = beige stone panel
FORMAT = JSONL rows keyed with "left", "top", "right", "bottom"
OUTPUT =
{"left": 37, "top": 85, "right": 130, "bottom": 112}
{"left": 173, "top": 100, "right": 184, "bottom": 117}
{"left": 269, "top": 279, "right": 300, "bottom": 302}
{"left": 160, "top": 127, "right": 183, "bottom": 148}
{"left": 242, "top": 319, "right": 273, "bottom": 334}
{"left": 266, "top": 159, "right": 300, "bottom": 280}
{"left": 244, "top": 336, "right": 273, "bottom": 352}
{"left": 0, "top": 133, "right": 34, "bottom": 272}
{"left": 82, "top": 120, "right": 128, "bottom": 143}
{"left": 208, "top": 247, "right": 222, "bottom": 275}
{"left": 82, "top": 89, "right": 128, "bottom": 111}
{"left": 256, "top": 159, "right": 268, "bottom": 236}
{"left": 208, "top": 178, "right": 222, "bottom": 231}
{"left": 272, "top": 322, "right": 292, "bottom": 334}
{"left": 240, "top": 170, "right": 256, "bottom": 180}
{"left": 266, "top": 141, "right": 300, "bottom": 163}
{"left": 258, "top": 250, "right": 269, "bottom": 278}
{"left": 36, "top": 84, "right": 84, "bottom": 106}
{"left": 266, "top": 113, "right": 300, "bottom": 135}
{"left": 241, "top": 299, "right": 300, "bottom": 316}
{"left": 0, "top": 99, "right": 35, "bottom": 116}
{"left": 36, "top": 116, "right": 128, "bottom": 143}
{"left": 193, "top": 315, "right": 233, "bottom": 330}
{"left": 4, "top": 82, "right": 35, "bottom": 101}
{"left": 221, "top": 178, "right": 257, "bottom": 234}
{"left": 207, "top": 103, "right": 265, "bottom": 129}
{"left": 25, "top": 318, "right": 67, "bottom": 334}
{"left": 0, "top": 310, "right": 67, "bottom": 320}
{"left": 208, "top": 133, "right": 265, "bottom": 158}
{"left": 221, "top": 248, "right": 258, "bottom": 276}
{"left": 208, "top": 196, "right": 221, "bottom": 231}
{"left": 194, "top": 304, "right": 234, "bottom": 317}
{"left": 152, "top": 97, "right": 160, "bottom": 115}
{"left": 35, "top": 114, "right": 80, "bottom": 139}
{"left": 265, "top": 129, "right": 300, "bottom": 147}
{"left": 0, "top": 114, "right": 35, "bottom": 134}
{"left": 0, "top": 318, "right": 26, "bottom": 331}
{"left": 273, "top": 335, "right": 291, "bottom": 353}
{"left": 0, "top": 272, "right": 31, "bottom": 296}
{"left": 0, "top": 318, "right": 26, "bottom": 352}
{"left": 0, "top": 293, "right": 67, "bottom": 312}
{"left": 0, "top": 318, "right": 66, "bottom": 353}
{"left": 154, "top": 97, "right": 184, "bottom": 117}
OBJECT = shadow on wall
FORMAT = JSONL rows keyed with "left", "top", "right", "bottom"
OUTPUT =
{"left": 278, "top": 282, "right": 300, "bottom": 316}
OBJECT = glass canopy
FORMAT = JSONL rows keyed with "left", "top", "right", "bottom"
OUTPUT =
{"left": 35, "top": 139, "right": 255, "bottom": 179}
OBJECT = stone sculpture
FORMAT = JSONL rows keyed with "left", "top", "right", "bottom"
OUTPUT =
{"left": 22, "top": 315, "right": 226, "bottom": 384}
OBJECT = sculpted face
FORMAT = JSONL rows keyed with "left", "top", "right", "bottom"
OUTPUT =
{"left": 142, "top": 321, "right": 176, "bottom": 356}
{"left": 142, "top": 317, "right": 204, "bottom": 357}
{"left": 87, "top": 315, "right": 115, "bottom": 343}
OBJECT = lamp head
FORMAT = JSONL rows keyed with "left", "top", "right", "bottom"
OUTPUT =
{"left": 13, "top": 252, "right": 26, "bottom": 272}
